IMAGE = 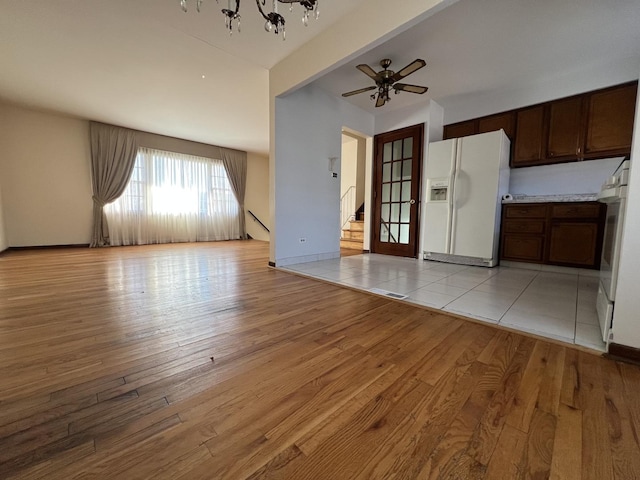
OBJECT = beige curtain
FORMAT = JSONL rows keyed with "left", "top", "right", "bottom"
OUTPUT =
{"left": 220, "top": 148, "right": 247, "bottom": 240}
{"left": 90, "top": 122, "right": 139, "bottom": 247}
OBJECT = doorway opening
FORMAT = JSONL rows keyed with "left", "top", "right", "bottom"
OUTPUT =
{"left": 340, "top": 130, "right": 369, "bottom": 256}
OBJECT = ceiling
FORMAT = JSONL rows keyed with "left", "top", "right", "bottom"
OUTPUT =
{"left": 0, "top": 0, "right": 367, "bottom": 154}
{"left": 314, "top": 0, "right": 640, "bottom": 117}
{"left": 1, "top": 0, "right": 639, "bottom": 155}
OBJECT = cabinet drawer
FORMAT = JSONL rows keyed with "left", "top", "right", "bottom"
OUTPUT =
{"left": 551, "top": 203, "right": 601, "bottom": 219}
{"left": 502, "top": 235, "right": 545, "bottom": 262}
{"left": 503, "top": 220, "right": 546, "bottom": 234}
{"left": 504, "top": 204, "right": 547, "bottom": 219}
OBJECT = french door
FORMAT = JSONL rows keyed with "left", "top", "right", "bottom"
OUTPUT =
{"left": 371, "top": 124, "right": 423, "bottom": 257}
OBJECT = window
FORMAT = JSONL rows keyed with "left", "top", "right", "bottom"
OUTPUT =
{"left": 104, "top": 147, "right": 240, "bottom": 245}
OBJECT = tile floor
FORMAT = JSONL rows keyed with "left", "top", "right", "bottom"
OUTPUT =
{"left": 280, "top": 254, "right": 606, "bottom": 352}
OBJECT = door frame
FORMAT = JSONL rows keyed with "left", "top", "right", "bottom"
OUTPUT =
{"left": 371, "top": 123, "right": 424, "bottom": 258}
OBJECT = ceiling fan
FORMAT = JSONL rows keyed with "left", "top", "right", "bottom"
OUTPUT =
{"left": 342, "top": 58, "right": 428, "bottom": 107}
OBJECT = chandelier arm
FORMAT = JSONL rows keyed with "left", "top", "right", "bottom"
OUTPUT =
{"left": 255, "top": 0, "right": 270, "bottom": 21}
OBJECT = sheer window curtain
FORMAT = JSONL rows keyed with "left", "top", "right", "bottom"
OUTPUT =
{"left": 104, "top": 147, "right": 240, "bottom": 246}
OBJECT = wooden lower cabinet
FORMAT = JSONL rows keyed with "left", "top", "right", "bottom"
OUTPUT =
{"left": 500, "top": 202, "right": 605, "bottom": 269}
{"left": 548, "top": 222, "right": 599, "bottom": 267}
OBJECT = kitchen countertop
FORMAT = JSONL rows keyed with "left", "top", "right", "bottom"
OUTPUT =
{"left": 502, "top": 193, "right": 599, "bottom": 204}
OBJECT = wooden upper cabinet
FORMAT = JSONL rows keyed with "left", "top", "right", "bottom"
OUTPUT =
{"left": 478, "top": 112, "right": 516, "bottom": 140}
{"left": 442, "top": 81, "right": 636, "bottom": 166}
{"left": 585, "top": 82, "right": 637, "bottom": 157}
{"left": 443, "top": 120, "right": 477, "bottom": 140}
{"left": 547, "top": 96, "right": 584, "bottom": 160}
{"left": 513, "top": 106, "right": 546, "bottom": 166}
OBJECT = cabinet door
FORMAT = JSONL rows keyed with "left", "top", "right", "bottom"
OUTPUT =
{"left": 502, "top": 235, "right": 545, "bottom": 262}
{"left": 443, "top": 120, "right": 477, "bottom": 140}
{"left": 547, "top": 96, "right": 584, "bottom": 160}
{"left": 478, "top": 112, "right": 516, "bottom": 140}
{"left": 513, "top": 105, "right": 546, "bottom": 167}
{"left": 585, "top": 83, "right": 637, "bottom": 157}
{"left": 548, "top": 223, "right": 599, "bottom": 267}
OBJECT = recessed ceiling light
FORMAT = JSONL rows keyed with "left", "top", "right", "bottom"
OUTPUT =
{"left": 201, "top": 75, "right": 206, "bottom": 79}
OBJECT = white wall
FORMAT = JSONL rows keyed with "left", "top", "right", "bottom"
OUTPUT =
{"left": 0, "top": 182, "right": 7, "bottom": 252}
{"left": 509, "top": 158, "right": 624, "bottom": 196}
{"left": 245, "top": 152, "right": 270, "bottom": 242}
{"left": 0, "top": 103, "right": 93, "bottom": 246}
{"left": 272, "top": 85, "right": 374, "bottom": 266}
{"left": 610, "top": 67, "right": 640, "bottom": 350}
{"left": 355, "top": 134, "right": 367, "bottom": 210}
{"left": 340, "top": 135, "right": 358, "bottom": 197}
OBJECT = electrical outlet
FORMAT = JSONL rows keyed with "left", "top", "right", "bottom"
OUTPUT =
{"left": 299, "top": 237, "right": 307, "bottom": 244}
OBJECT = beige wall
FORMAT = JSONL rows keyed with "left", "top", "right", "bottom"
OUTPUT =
{"left": 0, "top": 182, "right": 7, "bottom": 252}
{"left": 0, "top": 103, "right": 262, "bottom": 247}
{"left": 245, "top": 153, "right": 270, "bottom": 242}
{"left": 0, "top": 103, "right": 93, "bottom": 247}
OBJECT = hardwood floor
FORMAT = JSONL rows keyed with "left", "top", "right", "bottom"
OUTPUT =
{"left": 0, "top": 241, "right": 639, "bottom": 479}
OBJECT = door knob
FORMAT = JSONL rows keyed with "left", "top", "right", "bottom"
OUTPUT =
{"left": 404, "top": 199, "right": 416, "bottom": 205}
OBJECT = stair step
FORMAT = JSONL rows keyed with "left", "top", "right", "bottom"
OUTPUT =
{"left": 342, "top": 230, "right": 364, "bottom": 241}
{"left": 340, "top": 239, "right": 364, "bottom": 251}
{"left": 349, "top": 220, "right": 364, "bottom": 232}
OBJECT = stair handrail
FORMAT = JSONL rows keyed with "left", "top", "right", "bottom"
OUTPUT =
{"left": 340, "top": 186, "right": 357, "bottom": 233}
{"left": 248, "top": 210, "right": 270, "bottom": 233}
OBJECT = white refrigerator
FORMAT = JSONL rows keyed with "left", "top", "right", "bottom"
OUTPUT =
{"left": 423, "top": 130, "right": 510, "bottom": 267}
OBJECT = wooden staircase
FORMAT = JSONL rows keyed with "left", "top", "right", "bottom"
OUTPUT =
{"left": 340, "top": 217, "right": 364, "bottom": 251}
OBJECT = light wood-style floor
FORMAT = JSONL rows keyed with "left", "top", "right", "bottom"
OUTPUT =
{"left": 0, "top": 241, "right": 639, "bottom": 479}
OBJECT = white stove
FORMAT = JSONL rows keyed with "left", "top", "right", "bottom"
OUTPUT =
{"left": 596, "top": 160, "right": 630, "bottom": 344}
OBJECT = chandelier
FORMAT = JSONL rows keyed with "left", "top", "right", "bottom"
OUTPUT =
{"left": 179, "top": 0, "right": 320, "bottom": 39}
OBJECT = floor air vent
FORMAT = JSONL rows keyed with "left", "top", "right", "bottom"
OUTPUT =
{"left": 368, "top": 288, "right": 409, "bottom": 300}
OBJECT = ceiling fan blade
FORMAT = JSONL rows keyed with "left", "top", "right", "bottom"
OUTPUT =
{"left": 375, "top": 94, "right": 387, "bottom": 108}
{"left": 394, "top": 83, "right": 429, "bottom": 94}
{"left": 356, "top": 64, "right": 380, "bottom": 81}
{"left": 392, "top": 59, "right": 426, "bottom": 82}
{"left": 342, "top": 86, "right": 377, "bottom": 97}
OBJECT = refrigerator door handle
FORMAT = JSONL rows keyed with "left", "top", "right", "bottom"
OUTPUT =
{"left": 445, "top": 174, "right": 454, "bottom": 254}
{"left": 449, "top": 140, "right": 463, "bottom": 255}
{"left": 445, "top": 140, "right": 458, "bottom": 254}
